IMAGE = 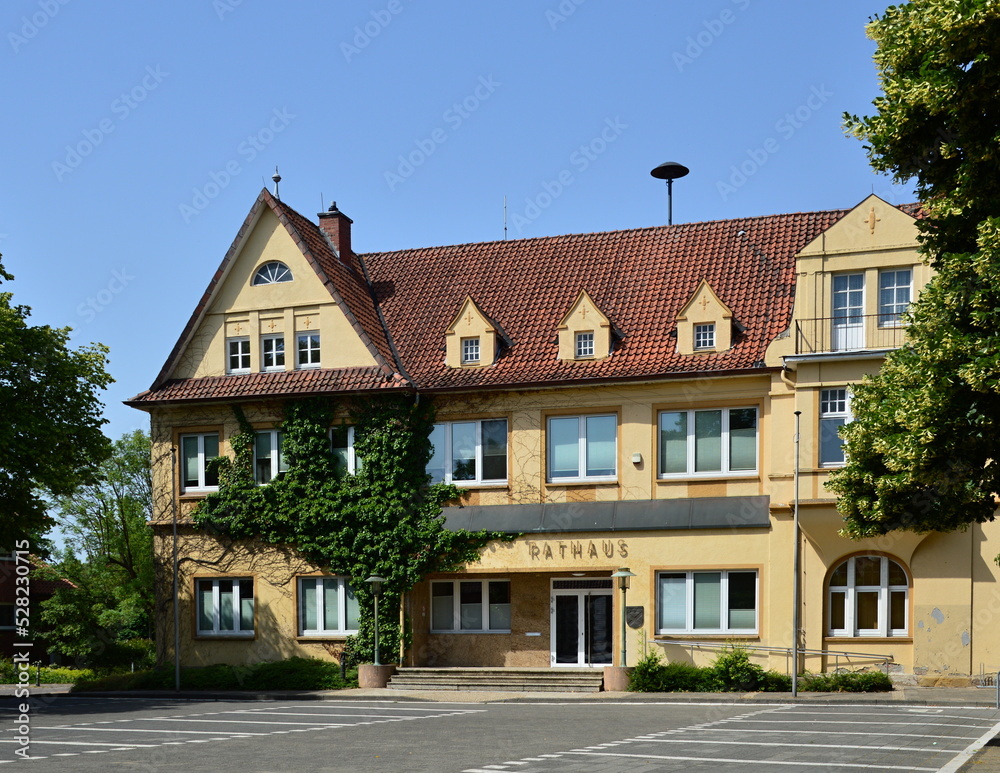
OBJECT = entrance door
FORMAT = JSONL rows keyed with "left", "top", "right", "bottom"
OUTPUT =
{"left": 832, "top": 273, "right": 865, "bottom": 350}
{"left": 551, "top": 579, "right": 613, "bottom": 667}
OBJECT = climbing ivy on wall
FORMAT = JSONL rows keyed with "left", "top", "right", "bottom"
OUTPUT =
{"left": 194, "top": 395, "right": 514, "bottom": 663}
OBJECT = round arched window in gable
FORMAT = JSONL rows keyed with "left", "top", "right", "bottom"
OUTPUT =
{"left": 828, "top": 555, "right": 908, "bottom": 638}
{"left": 251, "top": 261, "right": 293, "bottom": 286}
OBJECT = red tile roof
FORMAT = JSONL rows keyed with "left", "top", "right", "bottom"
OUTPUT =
{"left": 365, "top": 210, "right": 847, "bottom": 389}
{"left": 127, "top": 367, "right": 404, "bottom": 406}
{"left": 132, "top": 194, "right": 917, "bottom": 405}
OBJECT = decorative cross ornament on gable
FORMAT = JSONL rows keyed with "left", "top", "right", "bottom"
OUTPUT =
{"left": 465, "top": 310, "right": 474, "bottom": 326}
{"left": 699, "top": 295, "right": 710, "bottom": 310}
{"left": 303, "top": 317, "right": 312, "bottom": 328}
{"left": 865, "top": 206, "right": 881, "bottom": 235}
{"left": 233, "top": 323, "right": 243, "bottom": 334}
{"left": 581, "top": 304, "right": 589, "bottom": 319}
{"left": 268, "top": 320, "right": 277, "bottom": 331}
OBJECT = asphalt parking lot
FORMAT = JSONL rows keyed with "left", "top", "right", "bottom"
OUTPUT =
{"left": 1, "top": 695, "right": 998, "bottom": 772}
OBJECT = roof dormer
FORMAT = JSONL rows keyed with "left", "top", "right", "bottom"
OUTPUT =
{"left": 445, "top": 297, "right": 498, "bottom": 368}
{"left": 676, "top": 280, "right": 734, "bottom": 355}
{"left": 557, "top": 290, "right": 612, "bottom": 361}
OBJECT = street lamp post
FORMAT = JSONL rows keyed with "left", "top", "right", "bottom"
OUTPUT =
{"left": 365, "top": 575, "right": 385, "bottom": 667}
{"left": 611, "top": 568, "right": 636, "bottom": 667}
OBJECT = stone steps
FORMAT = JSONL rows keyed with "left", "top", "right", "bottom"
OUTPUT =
{"left": 387, "top": 667, "right": 606, "bottom": 693}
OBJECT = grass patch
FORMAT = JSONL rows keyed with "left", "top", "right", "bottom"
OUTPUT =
{"left": 72, "top": 657, "right": 358, "bottom": 692}
{"left": 628, "top": 645, "right": 891, "bottom": 693}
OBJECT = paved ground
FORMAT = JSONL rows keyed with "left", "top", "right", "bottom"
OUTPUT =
{"left": 0, "top": 686, "right": 998, "bottom": 771}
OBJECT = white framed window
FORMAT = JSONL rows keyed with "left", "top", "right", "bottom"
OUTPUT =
{"left": 428, "top": 419, "right": 507, "bottom": 484}
{"left": 298, "top": 577, "right": 360, "bottom": 636}
{"left": 251, "top": 261, "right": 293, "bottom": 286}
{"left": 330, "top": 426, "right": 360, "bottom": 475}
{"left": 197, "top": 578, "right": 254, "bottom": 636}
{"left": 255, "top": 430, "right": 287, "bottom": 484}
{"left": 461, "top": 337, "right": 480, "bottom": 365}
{"left": 431, "top": 579, "right": 511, "bottom": 632}
{"left": 658, "top": 407, "right": 757, "bottom": 477}
{"left": 261, "top": 335, "right": 285, "bottom": 372}
{"left": 878, "top": 268, "right": 912, "bottom": 326}
{"left": 694, "top": 323, "right": 716, "bottom": 350}
{"left": 656, "top": 570, "right": 758, "bottom": 635}
{"left": 180, "top": 433, "right": 220, "bottom": 492}
{"left": 819, "top": 388, "right": 852, "bottom": 467}
{"left": 828, "top": 555, "right": 908, "bottom": 638}
{"left": 0, "top": 603, "right": 14, "bottom": 630}
{"left": 227, "top": 337, "right": 251, "bottom": 374}
{"left": 547, "top": 414, "right": 616, "bottom": 482}
{"left": 297, "top": 333, "right": 321, "bottom": 369}
{"left": 575, "top": 331, "right": 595, "bottom": 358}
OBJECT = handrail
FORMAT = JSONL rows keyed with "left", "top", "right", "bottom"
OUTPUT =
{"left": 648, "top": 639, "right": 894, "bottom": 665}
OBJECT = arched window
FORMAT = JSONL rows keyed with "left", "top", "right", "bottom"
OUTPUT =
{"left": 828, "top": 555, "right": 908, "bottom": 638}
{"left": 251, "top": 262, "right": 292, "bottom": 286}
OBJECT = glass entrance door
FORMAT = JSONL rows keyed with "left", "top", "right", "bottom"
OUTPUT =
{"left": 551, "top": 580, "right": 613, "bottom": 667}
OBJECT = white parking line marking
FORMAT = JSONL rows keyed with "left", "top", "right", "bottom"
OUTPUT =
{"left": 939, "top": 717, "right": 1000, "bottom": 773}
{"left": 633, "top": 737, "right": 952, "bottom": 753}
{"left": 693, "top": 727, "right": 977, "bottom": 741}
{"left": 0, "top": 740, "right": 156, "bottom": 748}
{"left": 135, "top": 718, "right": 349, "bottom": 727}
{"left": 565, "top": 750, "right": 939, "bottom": 770}
{"left": 29, "top": 726, "right": 263, "bottom": 736}
{"left": 226, "top": 710, "right": 429, "bottom": 720}
{"left": 725, "top": 718, "right": 987, "bottom": 729}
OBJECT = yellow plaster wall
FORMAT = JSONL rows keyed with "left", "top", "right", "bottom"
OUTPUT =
{"left": 171, "top": 208, "right": 377, "bottom": 380}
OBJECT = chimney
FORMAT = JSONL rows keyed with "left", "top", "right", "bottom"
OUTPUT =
{"left": 318, "top": 201, "right": 353, "bottom": 263}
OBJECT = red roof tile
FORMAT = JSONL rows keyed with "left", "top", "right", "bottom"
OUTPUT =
{"left": 127, "top": 367, "right": 403, "bottom": 406}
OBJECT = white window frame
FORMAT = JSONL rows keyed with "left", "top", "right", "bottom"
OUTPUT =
{"left": 254, "top": 430, "right": 287, "bottom": 484}
{"left": 430, "top": 579, "right": 511, "bottom": 633}
{"left": 819, "top": 388, "right": 852, "bottom": 467}
{"left": 296, "top": 332, "right": 321, "bottom": 369}
{"left": 828, "top": 555, "right": 909, "bottom": 638}
{"left": 329, "top": 426, "right": 360, "bottom": 475}
{"left": 658, "top": 407, "right": 758, "bottom": 478}
{"left": 196, "top": 577, "right": 254, "bottom": 637}
{"left": 656, "top": 569, "right": 759, "bottom": 635}
{"left": 297, "top": 576, "right": 359, "bottom": 636}
{"left": 428, "top": 419, "right": 508, "bottom": 485}
{"left": 251, "top": 261, "right": 293, "bottom": 285}
{"left": 227, "top": 337, "right": 251, "bottom": 374}
{"left": 694, "top": 323, "right": 716, "bottom": 350}
{"left": 575, "top": 331, "right": 595, "bottom": 359}
{"left": 180, "top": 432, "right": 220, "bottom": 493}
{"left": 878, "top": 268, "right": 912, "bottom": 327}
{"left": 461, "top": 337, "right": 480, "bottom": 365}
{"left": 546, "top": 414, "right": 617, "bottom": 483}
{"left": 261, "top": 334, "right": 285, "bottom": 372}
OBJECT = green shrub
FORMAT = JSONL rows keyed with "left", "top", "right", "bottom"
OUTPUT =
{"left": 708, "top": 645, "right": 765, "bottom": 691}
{"left": 799, "top": 670, "right": 892, "bottom": 692}
{"left": 73, "top": 657, "right": 358, "bottom": 692}
{"left": 0, "top": 659, "right": 96, "bottom": 685}
{"left": 759, "top": 669, "right": 792, "bottom": 692}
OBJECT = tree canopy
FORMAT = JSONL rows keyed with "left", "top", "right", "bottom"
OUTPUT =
{"left": 0, "top": 257, "right": 113, "bottom": 550}
{"left": 831, "top": 1, "right": 1000, "bottom": 537}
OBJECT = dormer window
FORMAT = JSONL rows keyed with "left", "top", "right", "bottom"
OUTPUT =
{"left": 694, "top": 324, "right": 716, "bottom": 350}
{"left": 462, "top": 337, "right": 480, "bottom": 365}
{"left": 575, "top": 332, "right": 595, "bottom": 359}
{"left": 251, "top": 261, "right": 292, "bottom": 286}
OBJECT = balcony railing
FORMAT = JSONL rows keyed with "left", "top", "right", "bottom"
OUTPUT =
{"left": 795, "top": 314, "right": 907, "bottom": 355}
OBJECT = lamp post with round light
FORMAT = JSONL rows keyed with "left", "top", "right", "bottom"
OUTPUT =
{"left": 611, "top": 568, "right": 636, "bottom": 667}
{"left": 365, "top": 575, "right": 385, "bottom": 666}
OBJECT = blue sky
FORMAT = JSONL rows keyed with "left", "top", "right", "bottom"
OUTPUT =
{"left": 1, "top": 0, "right": 914, "bottom": 441}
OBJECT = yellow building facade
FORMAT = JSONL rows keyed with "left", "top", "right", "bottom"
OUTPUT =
{"left": 129, "top": 191, "right": 1000, "bottom": 685}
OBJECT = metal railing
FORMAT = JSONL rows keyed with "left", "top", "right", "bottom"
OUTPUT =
{"left": 649, "top": 639, "right": 894, "bottom": 674}
{"left": 795, "top": 314, "right": 908, "bottom": 355}
{"left": 973, "top": 670, "right": 1000, "bottom": 709}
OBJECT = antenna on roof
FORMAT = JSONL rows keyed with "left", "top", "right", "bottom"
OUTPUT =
{"left": 650, "top": 161, "right": 689, "bottom": 225}
{"left": 272, "top": 167, "right": 282, "bottom": 200}
{"left": 320, "top": 192, "right": 325, "bottom": 212}
{"left": 503, "top": 195, "right": 507, "bottom": 241}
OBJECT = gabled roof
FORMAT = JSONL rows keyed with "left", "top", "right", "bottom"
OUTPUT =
{"left": 150, "top": 189, "right": 400, "bottom": 390}
{"left": 132, "top": 198, "right": 886, "bottom": 405}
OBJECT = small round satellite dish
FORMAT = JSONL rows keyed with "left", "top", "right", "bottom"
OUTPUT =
{"left": 650, "top": 161, "right": 690, "bottom": 181}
